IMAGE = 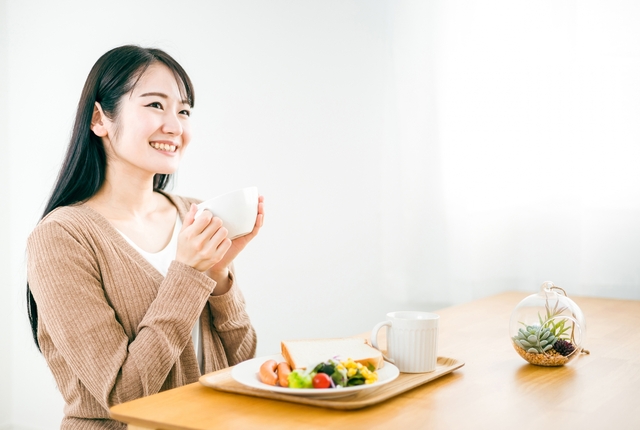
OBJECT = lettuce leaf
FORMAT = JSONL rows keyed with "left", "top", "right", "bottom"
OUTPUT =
{"left": 288, "top": 369, "right": 314, "bottom": 389}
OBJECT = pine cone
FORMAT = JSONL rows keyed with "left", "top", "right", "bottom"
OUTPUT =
{"left": 553, "top": 339, "right": 575, "bottom": 356}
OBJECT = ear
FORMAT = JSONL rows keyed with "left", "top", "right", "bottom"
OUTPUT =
{"left": 91, "top": 102, "right": 109, "bottom": 137}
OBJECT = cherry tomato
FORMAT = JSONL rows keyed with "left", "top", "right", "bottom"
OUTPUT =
{"left": 312, "top": 373, "right": 332, "bottom": 389}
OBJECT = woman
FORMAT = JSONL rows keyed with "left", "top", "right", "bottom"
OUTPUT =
{"left": 26, "top": 45, "right": 263, "bottom": 429}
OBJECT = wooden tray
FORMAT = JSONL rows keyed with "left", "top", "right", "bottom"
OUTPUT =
{"left": 199, "top": 356, "right": 464, "bottom": 410}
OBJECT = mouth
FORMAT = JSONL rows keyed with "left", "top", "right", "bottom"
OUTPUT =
{"left": 149, "top": 141, "right": 178, "bottom": 153}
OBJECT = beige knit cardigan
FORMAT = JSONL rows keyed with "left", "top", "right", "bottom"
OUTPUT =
{"left": 27, "top": 193, "right": 257, "bottom": 429}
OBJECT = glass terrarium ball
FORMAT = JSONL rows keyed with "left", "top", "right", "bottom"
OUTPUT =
{"left": 509, "top": 281, "right": 586, "bottom": 366}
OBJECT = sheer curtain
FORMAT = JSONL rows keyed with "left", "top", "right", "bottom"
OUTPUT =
{"left": 381, "top": 1, "right": 640, "bottom": 304}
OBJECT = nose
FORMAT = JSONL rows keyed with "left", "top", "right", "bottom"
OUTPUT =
{"left": 161, "top": 111, "right": 183, "bottom": 136}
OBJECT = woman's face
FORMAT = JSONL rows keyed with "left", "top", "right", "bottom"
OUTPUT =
{"left": 100, "top": 63, "right": 192, "bottom": 179}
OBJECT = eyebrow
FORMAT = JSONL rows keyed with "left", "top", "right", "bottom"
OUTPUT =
{"left": 139, "top": 92, "right": 190, "bottom": 105}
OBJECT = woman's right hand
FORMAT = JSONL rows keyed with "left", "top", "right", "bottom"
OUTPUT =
{"left": 175, "top": 204, "right": 232, "bottom": 272}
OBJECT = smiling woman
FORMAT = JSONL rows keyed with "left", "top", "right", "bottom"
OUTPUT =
{"left": 91, "top": 66, "right": 193, "bottom": 177}
{"left": 25, "top": 45, "right": 264, "bottom": 430}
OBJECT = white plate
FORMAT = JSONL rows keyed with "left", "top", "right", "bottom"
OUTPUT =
{"left": 231, "top": 354, "right": 400, "bottom": 399}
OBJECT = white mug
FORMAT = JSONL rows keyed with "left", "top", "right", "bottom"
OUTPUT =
{"left": 195, "top": 186, "right": 259, "bottom": 240}
{"left": 371, "top": 311, "right": 439, "bottom": 373}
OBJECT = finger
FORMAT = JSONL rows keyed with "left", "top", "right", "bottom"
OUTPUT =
{"left": 257, "top": 196, "right": 265, "bottom": 214}
{"left": 252, "top": 197, "right": 265, "bottom": 231}
{"left": 243, "top": 213, "right": 263, "bottom": 240}
{"left": 201, "top": 216, "right": 225, "bottom": 241}
{"left": 199, "top": 219, "right": 228, "bottom": 253}
{"left": 181, "top": 213, "right": 216, "bottom": 254}
{"left": 183, "top": 203, "right": 198, "bottom": 228}
{"left": 218, "top": 237, "right": 232, "bottom": 255}
{"left": 202, "top": 233, "right": 231, "bottom": 265}
{"left": 211, "top": 222, "right": 229, "bottom": 243}
{"left": 196, "top": 210, "right": 224, "bottom": 235}
{"left": 211, "top": 238, "right": 232, "bottom": 267}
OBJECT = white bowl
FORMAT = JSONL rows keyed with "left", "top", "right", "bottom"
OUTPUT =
{"left": 195, "top": 186, "right": 259, "bottom": 239}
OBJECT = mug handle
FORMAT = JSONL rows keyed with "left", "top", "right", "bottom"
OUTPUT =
{"left": 370, "top": 321, "right": 394, "bottom": 364}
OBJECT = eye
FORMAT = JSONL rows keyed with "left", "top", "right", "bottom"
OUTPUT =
{"left": 179, "top": 109, "right": 191, "bottom": 117}
{"left": 146, "top": 102, "right": 163, "bottom": 110}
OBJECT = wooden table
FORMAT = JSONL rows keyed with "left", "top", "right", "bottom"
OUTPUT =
{"left": 110, "top": 292, "right": 640, "bottom": 429}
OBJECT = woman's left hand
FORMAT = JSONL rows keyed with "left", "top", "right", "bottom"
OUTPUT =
{"left": 206, "top": 195, "right": 265, "bottom": 284}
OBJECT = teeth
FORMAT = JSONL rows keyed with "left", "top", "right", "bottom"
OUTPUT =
{"left": 150, "top": 142, "right": 177, "bottom": 152}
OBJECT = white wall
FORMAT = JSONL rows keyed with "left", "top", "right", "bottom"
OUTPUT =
{"left": 3, "top": 1, "right": 640, "bottom": 429}
{"left": 0, "top": 0, "right": 13, "bottom": 427}
{"left": 431, "top": 0, "right": 640, "bottom": 302}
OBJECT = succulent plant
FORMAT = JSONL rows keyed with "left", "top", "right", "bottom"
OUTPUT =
{"left": 513, "top": 324, "right": 557, "bottom": 354}
{"left": 552, "top": 339, "right": 575, "bottom": 356}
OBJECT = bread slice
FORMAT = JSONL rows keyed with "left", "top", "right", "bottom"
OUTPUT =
{"left": 281, "top": 338, "right": 384, "bottom": 370}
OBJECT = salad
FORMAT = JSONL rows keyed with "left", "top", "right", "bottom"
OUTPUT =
{"left": 288, "top": 357, "right": 378, "bottom": 389}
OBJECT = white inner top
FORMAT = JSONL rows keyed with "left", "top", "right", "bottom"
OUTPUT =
{"left": 116, "top": 215, "right": 204, "bottom": 374}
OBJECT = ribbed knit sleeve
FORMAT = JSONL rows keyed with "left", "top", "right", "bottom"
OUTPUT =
{"left": 207, "top": 270, "right": 257, "bottom": 366}
{"left": 27, "top": 218, "right": 214, "bottom": 411}
{"left": 170, "top": 193, "right": 257, "bottom": 367}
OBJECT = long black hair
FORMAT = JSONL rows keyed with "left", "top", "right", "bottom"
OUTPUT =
{"left": 27, "top": 45, "right": 195, "bottom": 350}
